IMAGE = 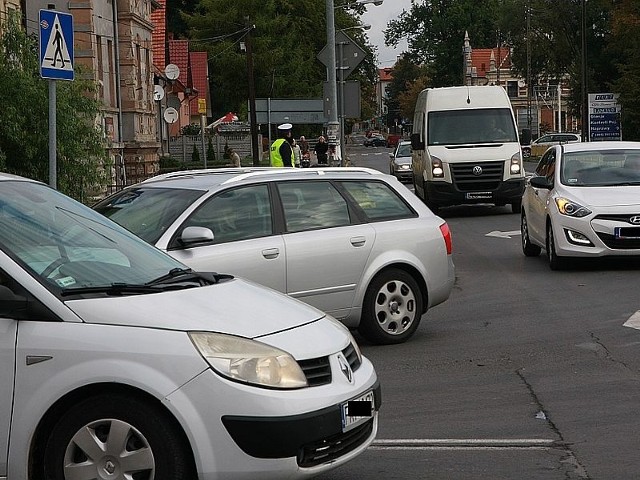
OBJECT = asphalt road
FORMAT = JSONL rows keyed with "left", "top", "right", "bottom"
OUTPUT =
{"left": 317, "top": 145, "right": 640, "bottom": 480}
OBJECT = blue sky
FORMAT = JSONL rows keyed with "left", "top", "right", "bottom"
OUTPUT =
{"left": 361, "top": 0, "right": 411, "bottom": 67}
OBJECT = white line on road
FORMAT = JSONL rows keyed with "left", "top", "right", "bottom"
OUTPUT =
{"left": 486, "top": 230, "right": 521, "bottom": 239}
{"left": 623, "top": 311, "right": 640, "bottom": 330}
{"left": 370, "top": 438, "right": 557, "bottom": 451}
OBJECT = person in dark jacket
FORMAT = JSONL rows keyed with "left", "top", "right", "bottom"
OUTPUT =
{"left": 314, "top": 135, "right": 329, "bottom": 165}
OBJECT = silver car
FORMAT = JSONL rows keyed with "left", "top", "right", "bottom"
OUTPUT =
{"left": 95, "top": 167, "right": 455, "bottom": 344}
{"left": 389, "top": 140, "right": 413, "bottom": 182}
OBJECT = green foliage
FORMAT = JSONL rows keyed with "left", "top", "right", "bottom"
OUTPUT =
{"left": 0, "top": 15, "right": 106, "bottom": 201}
{"left": 178, "top": 0, "right": 377, "bottom": 119}
{"left": 181, "top": 123, "right": 201, "bottom": 135}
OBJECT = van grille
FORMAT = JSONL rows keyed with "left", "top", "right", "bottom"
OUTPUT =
{"left": 451, "top": 161, "right": 504, "bottom": 192}
{"left": 298, "top": 343, "right": 361, "bottom": 387}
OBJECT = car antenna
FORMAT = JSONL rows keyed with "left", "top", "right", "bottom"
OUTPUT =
{"left": 466, "top": 86, "right": 471, "bottom": 104}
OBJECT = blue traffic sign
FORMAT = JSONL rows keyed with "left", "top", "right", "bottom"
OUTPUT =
{"left": 39, "top": 9, "right": 74, "bottom": 81}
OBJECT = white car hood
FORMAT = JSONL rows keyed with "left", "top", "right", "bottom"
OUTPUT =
{"left": 64, "top": 277, "right": 325, "bottom": 338}
{"left": 565, "top": 185, "right": 640, "bottom": 208}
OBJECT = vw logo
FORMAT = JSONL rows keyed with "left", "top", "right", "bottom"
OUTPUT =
{"left": 472, "top": 166, "right": 483, "bottom": 176}
{"left": 630, "top": 215, "right": 640, "bottom": 225}
{"left": 337, "top": 354, "right": 354, "bottom": 384}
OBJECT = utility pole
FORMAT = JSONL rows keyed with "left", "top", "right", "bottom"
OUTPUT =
{"left": 245, "top": 18, "right": 260, "bottom": 165}
{"left": 325, "top": 0, "right": 341, "bottom": 164}
{"left": 581, "top": 0, "right": 588, "bottom": 142}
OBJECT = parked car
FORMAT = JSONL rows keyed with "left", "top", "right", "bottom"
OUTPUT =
{"left": 364, "top": 134, "right": 387, "bottom": 147}
{"left": 94, "top": 167, "right": 455, "bottom": 345}
{"left": 521, "top": 142, "right": 640, "bottom": 269}
{"left": 524, "top": 132, "right": 581, "bottom": 158}
{"left": 0, "top": 172, "right": 380, "bottom": 479}
{"left": 389, "top": 140, "right": 413, "bottom": 182}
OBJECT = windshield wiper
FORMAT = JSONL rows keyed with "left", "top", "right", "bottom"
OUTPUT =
{"left": 146, "top": 267, "right": 234, "bottom": 286}
{"left": 61, "top": 283, "right": 170, "bottom": 297}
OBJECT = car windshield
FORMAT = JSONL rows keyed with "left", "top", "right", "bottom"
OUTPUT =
{"left": 428, "top": 108, "right": 518, "bottom": 145}
{"left": 561, "top": 149, "right": 640, "bottom": 186}
{"left": 396, "top": 144, "right": 411, "bottom": 157}
{"left": 0, "top": 180, "right": 188, "bottom": 293}
{"left": 94, "top": 187, "right": 206, "bottom": 243}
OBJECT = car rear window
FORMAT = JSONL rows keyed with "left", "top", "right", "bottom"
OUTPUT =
{"left": 340, "top": 181, "right": 416, "bottom": 221}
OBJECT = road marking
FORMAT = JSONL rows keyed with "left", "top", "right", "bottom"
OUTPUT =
{"left": 623, "top": 311, "right": 640, "bottom": 330}
{"left": 486, "top": 230, "right": 521, "bottom": 239}
{"left": 370, "top": 438, "right": 557, "bottom": 451}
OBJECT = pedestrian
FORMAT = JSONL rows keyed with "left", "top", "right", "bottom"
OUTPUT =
{"left": 270, "top": 123, "right": 295, "bottom": 167}
{"left": 228, "top": 147, "right": 241, "bottom": 167}
{"left": 299, "top": 136, "right": 310, "bottom": 156}
{"left": 292, "top": 139, "right": 302, "bottom": 168}
{"left": 314, "top": 135, "right": 329, "bottom": 165}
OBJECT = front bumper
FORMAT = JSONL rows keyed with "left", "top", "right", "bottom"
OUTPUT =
{"left": 425, "top": 178, "right": 525, "bottom": 208}
{"left": 164, "top": 354, "right": 379, "bottom": 479}
{"left": 222, "top": 382, "right": 381, "bottom": 466}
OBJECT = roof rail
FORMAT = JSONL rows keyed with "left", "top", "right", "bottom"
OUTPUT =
{"left": 221, "top": 167, "right": 382, "bottom": 185}
{"left": 142, "top": 166, "right": 382, "bottom": 185}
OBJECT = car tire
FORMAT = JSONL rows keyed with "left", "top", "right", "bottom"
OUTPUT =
{"left": 521, "top": 213, "right": 541, "bottom": 257}
{"left": 41, "top": 393, "right": 194, "bottom": 480}
{"left": 546, "top": 221, "right": 566, "bottom": 270}
{"left": 358, "top": 268, "right": 424, "bottom": 345}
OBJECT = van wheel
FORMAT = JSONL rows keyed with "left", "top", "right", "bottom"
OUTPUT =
{"left": 546, "top": 222, "right": 566, "bottom": 270}
{"left": 521, "top": 213, "right": 541, "bottom": 257}
{"left": 358, "top": 269, "right": 423, "bottom": 345}
{"left": 42, "top": 394, "right": 194, "bottom": 480}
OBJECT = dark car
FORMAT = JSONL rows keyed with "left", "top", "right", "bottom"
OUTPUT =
{"left": 364, "top": 134, "right": 386, "bottom": 147}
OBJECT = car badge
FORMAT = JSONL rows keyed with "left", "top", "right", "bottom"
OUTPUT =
{"left": 337, "top": 354, "right": 354, "bottom": 383}
{"left": 630, "top": 215, "right": 640, "bottom": 225}
{"left": 472, "top": 166, "right": 483, "bottom": 176}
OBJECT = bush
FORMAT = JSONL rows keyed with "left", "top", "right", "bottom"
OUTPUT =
{"left": 207, "top": 137, "right": 216, "bottom": 162}
{"left": 159, "top": 155, "right": 181, "bottom": 169}
{"left": 181, "top": 123, "right": 201, "bottom": 135}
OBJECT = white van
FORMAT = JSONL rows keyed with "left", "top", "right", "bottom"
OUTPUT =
{"left": 411, "top": 85, "right": 525, "bottom": 213}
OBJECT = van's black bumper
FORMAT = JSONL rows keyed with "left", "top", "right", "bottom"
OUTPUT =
{"left": 425, "top": 178, "right": 525, "bottom": 207}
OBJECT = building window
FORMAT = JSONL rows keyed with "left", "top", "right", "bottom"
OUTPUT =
{"left": 507, "top": 80, "right": 519, "bottom": 98}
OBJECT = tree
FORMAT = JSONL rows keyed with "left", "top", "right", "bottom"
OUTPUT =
{"left": 0, "top": 15, "right": 106, "bottom": 201}
{"left": 384, "top": 0, "right": 502, "bottom": 87}
{"left": 177, "top": 0, "right": 378, "bottom": 120}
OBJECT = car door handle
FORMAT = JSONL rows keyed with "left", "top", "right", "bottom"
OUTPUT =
{"left": 262, "top": 248, "right": 280, "bottom": 259}
{"left": 350, "top": 236, "right": 366, "bottom": 247}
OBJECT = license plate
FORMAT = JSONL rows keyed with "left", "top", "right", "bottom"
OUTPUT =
{"left": 615, "top": 227, "right": 640, "bottom": 239}
{"left": 466, "top": 192, "right": 493, "bottom": 200}
{"left": 341, "top": 390, "right": 374, "bottom": 432}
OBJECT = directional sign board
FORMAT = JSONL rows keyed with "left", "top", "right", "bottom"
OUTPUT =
{"left": 589, "top": 93, "right": 621, "bottom": 141}
{"left": 39, "top": 9, "right": 74, "bottom": 81}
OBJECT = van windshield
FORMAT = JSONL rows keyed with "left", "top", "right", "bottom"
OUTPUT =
{"left": 428, "top": 108, "right": 518, "bottom": 146}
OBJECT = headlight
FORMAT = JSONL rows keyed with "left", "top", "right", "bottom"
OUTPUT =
{"left": 189, "top": 332, "right": 308, "bottom": 389}
{"left": 431, "top": 155, "right": 444, "bottom": 178}
{"left": 555, "top": 197, "right": 592, "bottom": 218}
{"left": 510, "top": 152, "right": 522, "bottom": 175}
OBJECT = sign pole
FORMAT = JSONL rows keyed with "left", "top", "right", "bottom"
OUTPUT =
{"left": 49, "top": 79, "right": 57, "bottom": 188}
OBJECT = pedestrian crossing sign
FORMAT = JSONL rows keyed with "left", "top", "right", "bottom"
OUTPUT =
{"left": 39, "top": 9, "right": 74, "bottom": 81}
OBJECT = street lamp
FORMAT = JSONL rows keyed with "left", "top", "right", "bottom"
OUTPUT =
{"left": 326, "top": 0, "right": 383, "bottom": 165}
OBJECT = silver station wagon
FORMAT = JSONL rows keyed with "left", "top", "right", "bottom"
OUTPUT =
{"left": 95, "top": 167, "right": 455, "bottom": 344}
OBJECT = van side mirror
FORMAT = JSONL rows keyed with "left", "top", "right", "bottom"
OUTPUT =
{"left": 410, "top": 133, "right": 424, "bottom": 150}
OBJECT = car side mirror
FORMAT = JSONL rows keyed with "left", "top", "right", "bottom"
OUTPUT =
{"left": 410, "top": 133, "right": 424, "bottom": 150}
{"left": 529, "top": 176, "right": 552, "bottom": 189}
{"left": 180, "top": 226, "right": 214, "bottom": 246}
{"left": 389, "top": 152, "right": 394, "bottom": 159}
